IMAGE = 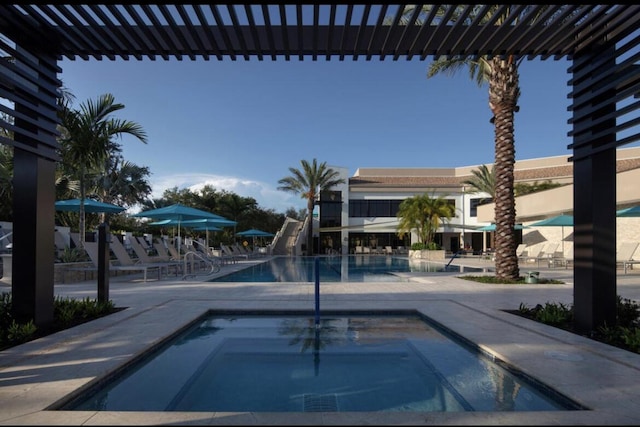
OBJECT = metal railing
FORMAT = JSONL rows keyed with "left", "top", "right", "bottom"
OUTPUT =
{"left": 181, "top": 250, "right": 221, "bottom": 280}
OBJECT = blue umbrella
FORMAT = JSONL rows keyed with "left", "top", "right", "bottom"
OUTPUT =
{"left": 476, "top": 224, "right": 527, "bottom": 232}
{"left": 529, "top": 214, "right": 574, "bottom": 253}
{"left": 55, "top": 198, "right": 125, "bottom": 214}
{"left": 237, "top": 228, "right": 274, "bottom": 237}
{"left": 237, "top": 228, "right": 274, "bottom": 248}
{"left": 617, "top": 206, "right": 640, "bottom": 217}
{"left": 150, "top": 218, "right": 233, "bottom": 248}
{"left": 133, "top": 204, "right": 226, "bottom": 256}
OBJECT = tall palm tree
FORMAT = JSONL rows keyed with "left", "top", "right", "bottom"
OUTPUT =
{"left": 58, "top": 93, "right": 147, "bottom": 245}
{"left": 392, "top": 4, "right": 528, "bottom": 279}
{"left": 397, "top": 193, "right": 455, "bottom": 247}
{"left": 277, "top": 159, "right": 346, "bottom": 256}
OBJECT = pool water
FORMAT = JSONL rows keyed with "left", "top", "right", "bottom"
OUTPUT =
{"left": 210, "top": 255, "right": 489, "bottom": 282}
{"left": 63, "top": 311, "right": 581, "bottom": 413}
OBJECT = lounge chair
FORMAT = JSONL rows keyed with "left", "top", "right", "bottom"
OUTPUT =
{"left": 153, "top": 238, "right": 178, "bottom": 261}
{"left": 536, "top": 243, "right": 560, "bottom": 267}
{"left": 520, "top": 243, "right": 548, "bottom": 266}
{"left": 617, "top": 242, "right": 640, "bottom": 274}
{"left": 220, "top": 244, "right": 248, "bottom": 261}
{"left": 109, "top": 234, "right": 180, "bottom": 279}
{"left": 82, "top": 241, "right": 162, "bottom": 282}
{"left": 549, "top": 243, "right": 573, "bottom": 269}
{"left": 130, "top": 236, "right": 171, "bottom": 263}
{"left": 516, "top": 243, "right": 527, "bottom": 258}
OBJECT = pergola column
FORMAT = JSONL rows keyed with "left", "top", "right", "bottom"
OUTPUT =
{"left": 571, "top": 46, "right": 618, "bottom": 334}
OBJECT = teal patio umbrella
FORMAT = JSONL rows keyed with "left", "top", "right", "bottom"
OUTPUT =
{"left": 237, "top": 228, "right": 275, "bottom": 247}
{"left": 476, "top": 224, "right": 527, "bottom": 231}
{"left": 133, "top": 204, "right": 227, "bottom": 257}
{"left": 529, "top": 214, "right": 574, "bottom": 253}
{"left": 617, "top": 206, "right": 640, "bottom": 217}
{"left": 148, "top": 216, "right": 236, "bottom": 251}
{"left": 55, "top": 198, "right": 125, "bottom": 214}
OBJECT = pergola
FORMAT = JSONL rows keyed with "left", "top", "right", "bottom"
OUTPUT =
{"left": 1, "top": 4, "right": 639, "bottom": 333}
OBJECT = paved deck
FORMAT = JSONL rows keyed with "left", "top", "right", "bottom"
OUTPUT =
{"left": 1, "top": 256, "right": 640, "bottom": 425}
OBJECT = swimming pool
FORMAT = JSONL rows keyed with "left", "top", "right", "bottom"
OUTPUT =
{"left": 210, "top": 255, "right": 489, "bottom": 282}
{"left": 61, "top": 310, "right": 582, "bottom": 413}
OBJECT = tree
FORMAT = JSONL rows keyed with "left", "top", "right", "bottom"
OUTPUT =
{"left": 277, "top": 159, "right": 346, "bottom": 256}
{"left": 462, "top": 164, "right": 495, "bottom": 200}
{"left": 393, "top": 4, "right": 530, "bottom": 280}
{"left": 396, "top": 193, "right": 456, "bottom": 247}
{"left": 57, "top": 93, "right": 147, "bottom": 245}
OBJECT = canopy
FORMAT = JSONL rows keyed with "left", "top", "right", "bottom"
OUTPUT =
{"left": 132, "top": 203, "right": 223, "bottom": 221}
{"left": 237, "top": 228, "right": 274, "bottom": 248}
{"left": 476, "top": 224, "right": 527, "bottom": 232}
{"left": 237, "top": 229, "right": 274, "bottom": 237}
{"left": 133, "top": 204, "right": 226, "bottom": 256}
{"left": 55, "top": 198, "right": 125, "bottom": 214}
{"left": 529, "top": 214, "right": 573, "bottom": 227}
{"left": 529, "top": 214, "right": 574, "bottom": 253}
{"left": 617, "top": 206, "right": 640, "bottom": 217}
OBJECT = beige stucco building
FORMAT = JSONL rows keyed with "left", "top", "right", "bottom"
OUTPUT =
{"left": 314, "top": 146, "right": 640, "bottom": 258}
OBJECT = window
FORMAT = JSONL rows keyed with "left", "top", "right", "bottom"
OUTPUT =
{"left": 349, "top": 199, "right": 403, "bottom": 218}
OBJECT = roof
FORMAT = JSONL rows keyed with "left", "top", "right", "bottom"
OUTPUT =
{"left": 1, "top": 4, "right": 637, "bottom": 61}
{"left": 349, "top": 149, "right": 640, "bottom": 189}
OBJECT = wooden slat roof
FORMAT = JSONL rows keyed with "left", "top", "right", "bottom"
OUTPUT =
{"left": 1, "top": 4, "right": 638, "bottom": 61}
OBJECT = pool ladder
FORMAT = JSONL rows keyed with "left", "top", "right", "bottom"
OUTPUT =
{"left": 181, "top": 251, "right": 221, "bottom": 280}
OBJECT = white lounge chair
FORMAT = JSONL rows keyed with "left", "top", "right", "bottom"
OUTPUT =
{"left": 617, "top": 242, "right": 640, "bottom": 274}
{"left": 520, "top": 243, "right": 546, "bottom": 265}
{"left": 109, "top": 235, "right": 180, "bottom": 280}
{"left": 82, "top": 241, "right": 162, "bottom": 282}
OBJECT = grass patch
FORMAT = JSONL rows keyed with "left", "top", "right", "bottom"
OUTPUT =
{"left": 457, "top": 275, "right": 565, "bottom": 284}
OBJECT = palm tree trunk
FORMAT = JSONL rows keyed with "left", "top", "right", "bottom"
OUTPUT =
{"left": 490, "top": 56, "right": 520, "bottom": 280}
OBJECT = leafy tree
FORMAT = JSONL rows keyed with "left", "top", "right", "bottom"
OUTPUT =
{"left": 57, "top": 93, "right": 147, "bottom": 245}
{"left": 277, "top": 159, "right": 346, "bottom": 256}
{"left": 397, "top": 193, "right": 456, "bottom": 247}
{"left": 284, "top": 207, "right": 306, "bottom": 221}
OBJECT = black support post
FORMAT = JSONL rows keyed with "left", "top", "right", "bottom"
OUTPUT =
{"left": 571, "top": 47, "right": 618, "bottom": 334}
{"left": 97, "top": 223, "right": 110, "bottom": 303}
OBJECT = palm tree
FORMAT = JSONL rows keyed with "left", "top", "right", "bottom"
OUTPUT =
{"left": 396, "top": 193, "right": 455, "bottom": 247}
{"left": 393, "top": 4, "right": 528, "bottom": 279}
{"left": 58, "top": 93, "right": 147, "bottom": 245}
{"left": 92, "top": 158, "right": 152, "bottom": 223}
{"left": 462, "top": 164, "right": 495, "bottom": 204}
{"left": 277, "top": 159, "right": 346, "bottom": 256}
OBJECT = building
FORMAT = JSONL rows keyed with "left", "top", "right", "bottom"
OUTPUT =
{"left": 309, "top": 146, "right": 640, "bottom": 257}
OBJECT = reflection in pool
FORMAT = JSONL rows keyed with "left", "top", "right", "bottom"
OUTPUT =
{"left": 210, "top": 255, "right": 490, "bottom": 282}
{"left": 62, "top": 311, "right": 582, "bottom": 413}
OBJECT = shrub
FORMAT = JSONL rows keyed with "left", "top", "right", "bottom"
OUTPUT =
{"left": 410, "top": 242, "right": 441, "bottom": 250}
{"left": 57, "top": 246, "right": 87, "bottom": 263}
{"left": 517, "top": 297, "right": 640, "bottom": 354}
{"left": 0, "top": 292, "right": 119, "bottom": 351}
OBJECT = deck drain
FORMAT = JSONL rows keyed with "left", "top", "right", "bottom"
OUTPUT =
{"left": 303, "top": 393, "right": 339, "bottom": 412}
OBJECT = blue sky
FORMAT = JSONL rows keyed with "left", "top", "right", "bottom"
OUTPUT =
{"left": 59, "top": 56, "right": 574, "bottom": 213}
